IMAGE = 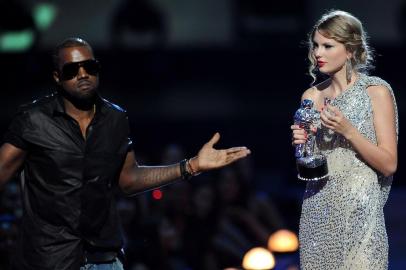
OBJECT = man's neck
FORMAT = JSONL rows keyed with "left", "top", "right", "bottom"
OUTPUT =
{"left": 63, "top": 98, "right": 95, "bottom": 121}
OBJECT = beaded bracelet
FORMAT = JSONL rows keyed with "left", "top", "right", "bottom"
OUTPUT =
{"left": 186, "top": 159, "right": 201, "bottom": 176}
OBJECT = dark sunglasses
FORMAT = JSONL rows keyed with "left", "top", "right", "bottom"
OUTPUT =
{"left": 60, "top": 59, "right": 100, "bottom": 81}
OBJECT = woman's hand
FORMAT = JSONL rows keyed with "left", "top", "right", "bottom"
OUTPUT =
{"left": 291, "top": 124, "right": 307, "bottom": 146}
{"left": 320, "top": 104, "right": 356, "bottom": 139}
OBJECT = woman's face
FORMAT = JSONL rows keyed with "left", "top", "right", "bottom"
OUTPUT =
{"left": 312, "top": 30, "right": 350, "bottom": 76}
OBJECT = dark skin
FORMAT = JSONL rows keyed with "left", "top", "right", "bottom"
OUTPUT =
{"left": 53, "top": 45, "right": 99, "bottom": 138}
{"left": 0, "top": 45, "right": 251, "bottom": 193}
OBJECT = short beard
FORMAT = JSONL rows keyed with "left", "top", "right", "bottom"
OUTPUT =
{"left": 58, "top": 87, "right": 98, "bottom": 111}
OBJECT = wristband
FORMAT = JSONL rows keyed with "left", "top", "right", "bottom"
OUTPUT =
{"left": 180, "top": 159, "right": 192, "bottom": 180}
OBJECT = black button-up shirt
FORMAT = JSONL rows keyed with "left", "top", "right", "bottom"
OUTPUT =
{"left": 4, "top": 92, "right": 132, "bottom": 270}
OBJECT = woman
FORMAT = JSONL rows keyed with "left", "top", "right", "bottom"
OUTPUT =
{"left": 291, "top": 10, "right": 398, "bottom": 269}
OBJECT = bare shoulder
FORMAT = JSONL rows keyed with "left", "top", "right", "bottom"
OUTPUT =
{"left": 301, "top": 78, "right": 330, "bottom": 101}
{"left": 301, "top": 86, "right": 316, "bottom": 101}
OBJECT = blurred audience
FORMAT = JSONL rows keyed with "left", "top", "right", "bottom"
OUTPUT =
{"left": 0, "top": 180, "right": 21, "bottom": 269}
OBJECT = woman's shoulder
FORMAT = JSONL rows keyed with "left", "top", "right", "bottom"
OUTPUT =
{"left": 361, "top": 74, "right": 392, "bottom": 89}
{"left": 301, "top": 79, "right": 330, "bottom": 100}
{"left": 357, "top": 74, "right": 396, "bottom": 100}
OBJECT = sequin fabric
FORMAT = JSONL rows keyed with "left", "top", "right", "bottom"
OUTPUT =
{"left": 299, "top": 74, "right": 398, "bottom": 270}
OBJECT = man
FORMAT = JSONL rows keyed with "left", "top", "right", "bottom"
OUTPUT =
{"left": 0, "top": 38, "right": 251, "bottom": 270}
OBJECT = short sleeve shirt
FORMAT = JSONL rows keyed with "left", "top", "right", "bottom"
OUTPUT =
{"left": 4, "top": 92, "right": 132, "bottom": 270}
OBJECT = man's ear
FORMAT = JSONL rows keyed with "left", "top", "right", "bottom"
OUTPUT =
{"left": 53, "top": 71, "right": 61, "bottom": 84}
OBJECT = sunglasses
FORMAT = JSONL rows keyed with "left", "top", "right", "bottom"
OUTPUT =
{"left": 60, "top": 59, "right": 100, "bottom": 81}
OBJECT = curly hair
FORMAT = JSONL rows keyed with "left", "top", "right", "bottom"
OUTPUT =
{"left": 307, "top": 10, "right": 374, "bottom": 84}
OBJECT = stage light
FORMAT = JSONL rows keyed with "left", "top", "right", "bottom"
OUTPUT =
{"left": 152, "top": 189, "right": 163, "bottom": 200}
{"left": 33, "top": 3, "right": 57, "bottom": 31}
{"left": 242, "top": 247, "right": 275, "bottom": 270}
{"left": 0, "top": 2, "right": 38, "bottom": 52}
{"left": 0, "top": 30, "right": 34, "bottom": 52}
{"left": 268, "top": 229, "right": 299, "bottom": 253}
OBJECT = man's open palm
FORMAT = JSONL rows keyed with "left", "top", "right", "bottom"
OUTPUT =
{"left": 195, "top": 133, "right": 251, "bottom": 171}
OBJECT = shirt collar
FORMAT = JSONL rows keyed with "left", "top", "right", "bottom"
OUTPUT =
{"left": 52, "top": 91, "right": 107, "bottom": 117}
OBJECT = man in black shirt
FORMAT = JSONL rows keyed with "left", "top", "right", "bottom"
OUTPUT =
{"left": 0, "top": 38, "right": 251, "bottom": 270}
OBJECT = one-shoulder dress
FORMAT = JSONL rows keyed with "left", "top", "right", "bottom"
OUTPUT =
{"left": 299, "top": 74, "right": 398, "bottom": 270}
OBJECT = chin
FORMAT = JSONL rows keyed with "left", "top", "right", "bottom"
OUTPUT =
{"left": 79, "top": 92, "right": 96, "bottom": 101}
{"left": 76, "top": 88, "right": 97, "bottom": 100}
{"left": 59, "top": 88, "right": 97, "bottom": 107}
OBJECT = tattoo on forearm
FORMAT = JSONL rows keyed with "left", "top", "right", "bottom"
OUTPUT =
{"left": 129, "top": 164, "right": 181, "bottom": 191}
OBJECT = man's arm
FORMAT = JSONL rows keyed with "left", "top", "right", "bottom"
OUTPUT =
{"left": 119, "top": 151, "right": 181, "bottom": 194}
{"left": 0, "top": 143, "right": 26, "bottom": 188}
{"left": 119, "top": 133, "right": 251, "bottom": 195}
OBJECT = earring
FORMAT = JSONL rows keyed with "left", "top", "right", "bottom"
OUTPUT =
{"left": 346, "top": 58, "right": 352, "bottom": 83}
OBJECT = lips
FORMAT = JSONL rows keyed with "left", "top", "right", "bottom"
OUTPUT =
{"left": 77, "top": 81, "right": 92, "bottom": 89}
{"left": 317, "top": 61, "right": 326, "bottom": 67}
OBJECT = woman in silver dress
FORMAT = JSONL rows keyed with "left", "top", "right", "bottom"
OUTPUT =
{"left": 291, "top": 10, "right": 398, "bottom": 269}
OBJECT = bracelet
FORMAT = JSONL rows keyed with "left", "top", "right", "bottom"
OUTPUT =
{"left": 186, "top": 159, "right": 201, "bottom": 176}
{"left": 180, "top": 159, "right": 192, "bottom": 180}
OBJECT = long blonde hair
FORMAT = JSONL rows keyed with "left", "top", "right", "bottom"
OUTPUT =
{"left": 307, "top": 10, "right": 373, "bottom": 83}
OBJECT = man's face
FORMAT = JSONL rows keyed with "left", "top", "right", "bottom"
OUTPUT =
{"left": 54, "top": 46, "right": 99, "bottom": 101}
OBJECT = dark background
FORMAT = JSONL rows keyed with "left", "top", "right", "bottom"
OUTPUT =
{"left": 1, "top": 0, "right": 406, "bottom": 269}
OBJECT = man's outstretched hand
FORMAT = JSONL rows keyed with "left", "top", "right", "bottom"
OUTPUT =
{"left": 189, "top": 132, "right": 251, "bottom": 173}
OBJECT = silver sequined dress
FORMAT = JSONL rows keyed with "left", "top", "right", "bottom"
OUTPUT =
{"left": 299, "top": 74, "right": 398, "bottom": 270}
